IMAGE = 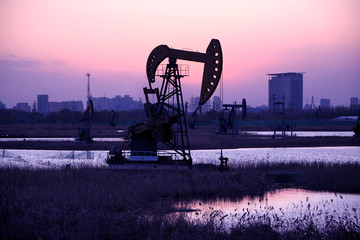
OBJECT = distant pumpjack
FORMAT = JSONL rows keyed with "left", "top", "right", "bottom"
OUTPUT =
{"left": 189, "top": 110, "right": 199, "bottom": 129}
{"left": 77, "top": 99, "right": 94, "bottom": 143}
{"left": 217, "top": 99, "right": 247, "bottom": 136}
{"left": 109, "top": 109, "right": 119, "bottom": 127}
{"left": 272, "top": 95, "right": 294, "bottom": 138}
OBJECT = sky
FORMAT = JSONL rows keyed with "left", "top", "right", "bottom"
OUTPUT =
{"left": 0, "top": 0, "right": 359, "bottom": 108}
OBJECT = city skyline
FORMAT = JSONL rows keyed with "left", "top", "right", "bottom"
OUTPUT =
{"left": 2, "top": 91, "right": 359, "bottom": 114}
{"left": 0, "top": 93, "right": 218, "bottom": 112}
{"left": 1, "top": 0, "right": 359, "bottom": 108}
{"left": 1, "top": 93, "right": 145, "bottom": 112}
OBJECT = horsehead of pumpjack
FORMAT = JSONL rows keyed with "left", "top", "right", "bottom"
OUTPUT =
{"left": 146, "top": 39, "right": 223, "bottom": 106}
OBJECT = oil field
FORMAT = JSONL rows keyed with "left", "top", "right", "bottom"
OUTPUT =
{"left": 1, "top": 35, "right": 360, "bottom": 240}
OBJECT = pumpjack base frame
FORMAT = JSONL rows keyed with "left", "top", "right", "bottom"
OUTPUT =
{"left": 105, "top": 149, "right": 191, "bottom": 170}
{"left": 107, "top": 164, "right": 190, "bottom": 170}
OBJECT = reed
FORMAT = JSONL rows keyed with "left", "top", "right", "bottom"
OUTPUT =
{"left": 1, "top": 162, "right": 359, "bottom": 239}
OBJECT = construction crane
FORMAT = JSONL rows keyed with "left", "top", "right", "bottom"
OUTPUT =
{"left": 106, "top": 39, "right": 223, "bottom": 168}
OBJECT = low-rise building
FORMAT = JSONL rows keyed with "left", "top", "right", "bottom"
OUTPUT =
{"left": 320, "top": 99, "right": 330, "bottom": 109}
{"left": 14, "top": 102, "right": 31, "bottom": 112}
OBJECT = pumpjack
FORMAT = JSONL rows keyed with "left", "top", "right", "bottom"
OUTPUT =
{"left": 106, "top": 39, "right": 223, "bottom": 168}
{"left": 109, "top": 109, "right": 119, "bottom": 127}
{"left": 217, "top": 99, "right": 247, "bottom": 135}
{"left": 76, "top": 99, "right": 94, "bottom": 143}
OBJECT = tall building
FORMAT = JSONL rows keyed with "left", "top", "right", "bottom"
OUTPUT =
{"left": 0, "top": 101, "right": 5, "bottom": 109}
{"left": 268, "top": 72, "right": 303, "bottom": 111}
{"left": 320, "top": 99, "right": 330, "bottom": 109}
{"left": 37, "top": 94, "right": 49, "bottom": 116}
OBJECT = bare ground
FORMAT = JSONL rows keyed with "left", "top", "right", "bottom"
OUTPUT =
{"left": 0, "top": 124, "right": 359, "bottom": 150}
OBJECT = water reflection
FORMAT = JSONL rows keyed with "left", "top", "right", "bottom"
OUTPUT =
{"left": 174, "top": 188, "right": 360, "bottom": 231}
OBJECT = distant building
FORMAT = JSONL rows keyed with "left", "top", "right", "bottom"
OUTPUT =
{"left": 62, "top": 101, "right": 83, "bottom": 112}
{"left": 14, "top": 102, "right": 31, "bottom": 112}
{"left": 35, "top": 94, "right": 142, "bottom": 114}
{"left": 213, "top": 96, "right": 221, "bottom": 111}
{"left": 32, "top": 101, "right": 37, "bottom": 113}
{"left": 49, "top": 101, "right": 84, "bottom": 112}
{"left": 186, "top": 96, "right": 214, "bottom": 113}
{"left": 186, "top": 96, "right": 213, "bottom": 113}
{"left": 91, "top": 95, "right": 142, "bottom": 112}
{"left": 350, "top": 97, "right": 359, "bottom": 111}
{"left": 268, "top": 72, "right": 303, "bottom": 111}
{"left": 111, "top": 95, "right": 123, "bottom": 111}
{"left": 202, "top": 100, "right": 211, "bottom": 112}
{"left": 0, "top": 101, "right": 5, "bottom": 109}
{"left": 48, "top": 102, "right": 59, "bottom": 112}
{"left": 320, "top": 99, "right": 330, "bottom": 109}
{"left": 192, "top": 96, "right": 200, "bottom": 112}
{"left": 303, "top": 104, "right": 311, "bottom": 110}
{"left": 92, "top": 96, "right": 112, "bottom": 111}
{"left": 37, "top": 95, "right": 49, "bottom": 116}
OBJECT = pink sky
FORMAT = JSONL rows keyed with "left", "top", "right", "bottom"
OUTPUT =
{"left": 1, "top": 0, "right": 359, "bottom": 108}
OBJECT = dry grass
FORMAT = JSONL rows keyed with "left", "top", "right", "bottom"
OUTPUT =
{"left": 1, "top": 163, "right": 360, "bottom": 239}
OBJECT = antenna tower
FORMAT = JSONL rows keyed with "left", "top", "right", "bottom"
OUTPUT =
{"left": 86, "top": 72, "right": 91, "bottom": 106}
{"left": 311, "top": 96, "right": 315, "bottom": 111}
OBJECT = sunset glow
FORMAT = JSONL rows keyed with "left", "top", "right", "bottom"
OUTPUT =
{"left": 1, "top": 0, "right": 359, "bottom": 107}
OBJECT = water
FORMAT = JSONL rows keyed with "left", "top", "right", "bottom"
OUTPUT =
{"left": 0, "top": 137, "right": 124, "bottom": 142}
{"left": 1, "top": 147, "right": 359, "bottom": 169}
{"left": 0, "top": 131, "right": 353, "bottom": 142}
{"left": 174, "top": 188, "right": 360, "bottom": 231}
{"left": 241, "top": 131, "right": 354, "bottom": 137}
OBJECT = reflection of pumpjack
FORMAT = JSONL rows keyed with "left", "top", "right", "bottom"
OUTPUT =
{"left": 77, "top": 99, "right": 94, "bottom": 143}
{"left": 217, "top": 99, "right": 246, "bottom": 135}
{"left": 354, "top": 112, "right": 360, "bottom": 137}
{"left": 106, "top": 39, "right": 223, "bottom": 167}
